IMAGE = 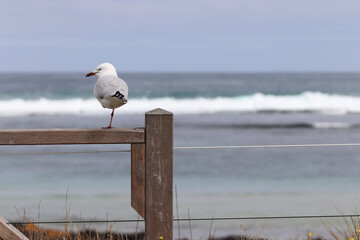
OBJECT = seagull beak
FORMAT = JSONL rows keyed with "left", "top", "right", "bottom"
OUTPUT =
{"left": 86, "top": 72, "right": 96, "bottom": 77}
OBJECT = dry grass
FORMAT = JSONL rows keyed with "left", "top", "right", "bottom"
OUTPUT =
{"left": 12, "top": 191, "right": 145, "bottom": 240}
{"left": 10, "top": 192, "right": 360, "bottom": 240}
{"left": 322, "top": 209, "right": 360, "bottom": 240}
{"left": 14, "top": 222, "right": 144, "bottom": 240}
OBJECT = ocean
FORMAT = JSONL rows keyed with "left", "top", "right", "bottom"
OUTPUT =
{"left": 1, "top": 72, "right": 360, "bottom": 239}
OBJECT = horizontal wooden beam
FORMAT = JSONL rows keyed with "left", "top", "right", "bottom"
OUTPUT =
{"left": 0, "top": 128, "right": 145, "bottom": 145}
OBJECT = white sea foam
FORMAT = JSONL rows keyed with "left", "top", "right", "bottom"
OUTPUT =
{"left": 1, "top": 92, "right": 360, "bottom": 116}
{"left": 312, "top": 122, "right": 353, "bottom": 129}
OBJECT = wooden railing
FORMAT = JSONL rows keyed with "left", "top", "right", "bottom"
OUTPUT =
{"left": 0, "top": 108, "right": 173, "bottom": 240}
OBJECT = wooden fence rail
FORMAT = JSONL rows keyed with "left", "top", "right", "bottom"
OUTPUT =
{"left": 0, "top": 108, "right": 173, "bottom": 240}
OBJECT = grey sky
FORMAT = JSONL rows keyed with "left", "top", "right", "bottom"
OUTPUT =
{"left": 1, "top": 0, "right": 360, "bottom": 72}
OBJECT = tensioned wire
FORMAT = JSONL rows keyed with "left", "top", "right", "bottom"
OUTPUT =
{"left": 0, "top": 150, "right": 130, "bottom": 156}
{"left": 3, "top": 143, "right": 360, "bottom": 156}
{"left": 8, "top": 214, "right": 360, "bottom": 225}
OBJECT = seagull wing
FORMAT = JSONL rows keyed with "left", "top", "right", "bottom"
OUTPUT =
{"left": 94, "top": 75, "right": 128, "bottom": 101}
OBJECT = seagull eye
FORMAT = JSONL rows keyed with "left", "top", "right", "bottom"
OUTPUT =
{"left": 98, "top": 68, "right": 102, "bottom": 71}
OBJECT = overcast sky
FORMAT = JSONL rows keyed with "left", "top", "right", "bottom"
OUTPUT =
{"left": 1, "top": 0, "right": 360, "bottom": 72}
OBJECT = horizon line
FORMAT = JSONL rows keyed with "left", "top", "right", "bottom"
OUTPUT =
{"left": 1, "top": 70, "right": 360, "bottom": 74}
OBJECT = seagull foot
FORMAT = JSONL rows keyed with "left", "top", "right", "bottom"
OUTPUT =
{"left": 102, "top": 126, "right": 113, "bottom": 129}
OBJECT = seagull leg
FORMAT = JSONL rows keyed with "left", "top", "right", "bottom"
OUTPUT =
{"left": 103, "top": 109, "right": 115, "bottom": 129}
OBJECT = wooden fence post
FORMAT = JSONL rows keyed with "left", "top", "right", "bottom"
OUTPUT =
{"left": 145, "top": 108, "right": 173, "bottom": 240}
{"left": 0, "top": 217, "right": 29, "bottom": 240}
{"left": 131, "top": 143, "right": 146, "bottom": 218}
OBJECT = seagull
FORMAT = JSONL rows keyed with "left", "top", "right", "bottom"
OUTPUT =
{"left": 86, "top": 63, "right": 128, "bottom": 129}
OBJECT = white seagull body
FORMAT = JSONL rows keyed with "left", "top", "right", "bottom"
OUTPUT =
{"left": 86, "top": 63, "right": 128, "bottom": 128}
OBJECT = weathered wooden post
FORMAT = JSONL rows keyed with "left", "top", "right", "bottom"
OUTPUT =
{"left": 145, "top": 108, "right": 173, "bottom": 240}
{"left": 131, "top": 108, "right": 173, "bottom": 240}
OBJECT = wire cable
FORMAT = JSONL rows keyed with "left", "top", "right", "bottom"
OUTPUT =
{"left": 3, "top": 142, "right": 360, "bottom": 156}
{"left": 9, "top": 214, "right": 360, "bottom": 225}
{"left": 174, "top": 143, "right": 360, "bottom": 150}
{"left": 0, "top": 150, "right": 130, "bottom": 156}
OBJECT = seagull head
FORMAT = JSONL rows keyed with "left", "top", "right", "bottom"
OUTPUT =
{"left": 86, "top": 63, "right": 118, "bottom": 78}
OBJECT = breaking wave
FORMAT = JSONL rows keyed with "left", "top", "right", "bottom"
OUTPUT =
{"left": 1, "top": 92, "right": 360, "bottom": 116}
{"left": 184, "top": 122, "right": 357, "bottom": 129}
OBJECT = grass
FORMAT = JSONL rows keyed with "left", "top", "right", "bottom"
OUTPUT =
{"left": 322, "top": 208, "right": 360, "bottom": 240}
{"left": 11, "top": 191, "right": 145, "bottom": 240}
{"left": 8, "top": 192, "right": 360, "bottom": 240}
{"left": 7, "top": 214, "right": 347, "bottom": 240}
{"left": 12, "top": 213, "right": 360, "bottom": 240}
{"left": 14, "top": 222, "right": 144, "bottom": 240}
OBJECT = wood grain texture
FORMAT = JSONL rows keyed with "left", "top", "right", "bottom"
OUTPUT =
{"left": 131, "top": 143, "right": 145, "bottom": 218}
{"left": 145, "top": 108, "right": 173, "bottom": 240}
{"left": 0, "top": 128, "right": 144, "bottom": 145}
{"left": 0, "top": 217, "right": 29, "bottom": 240}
